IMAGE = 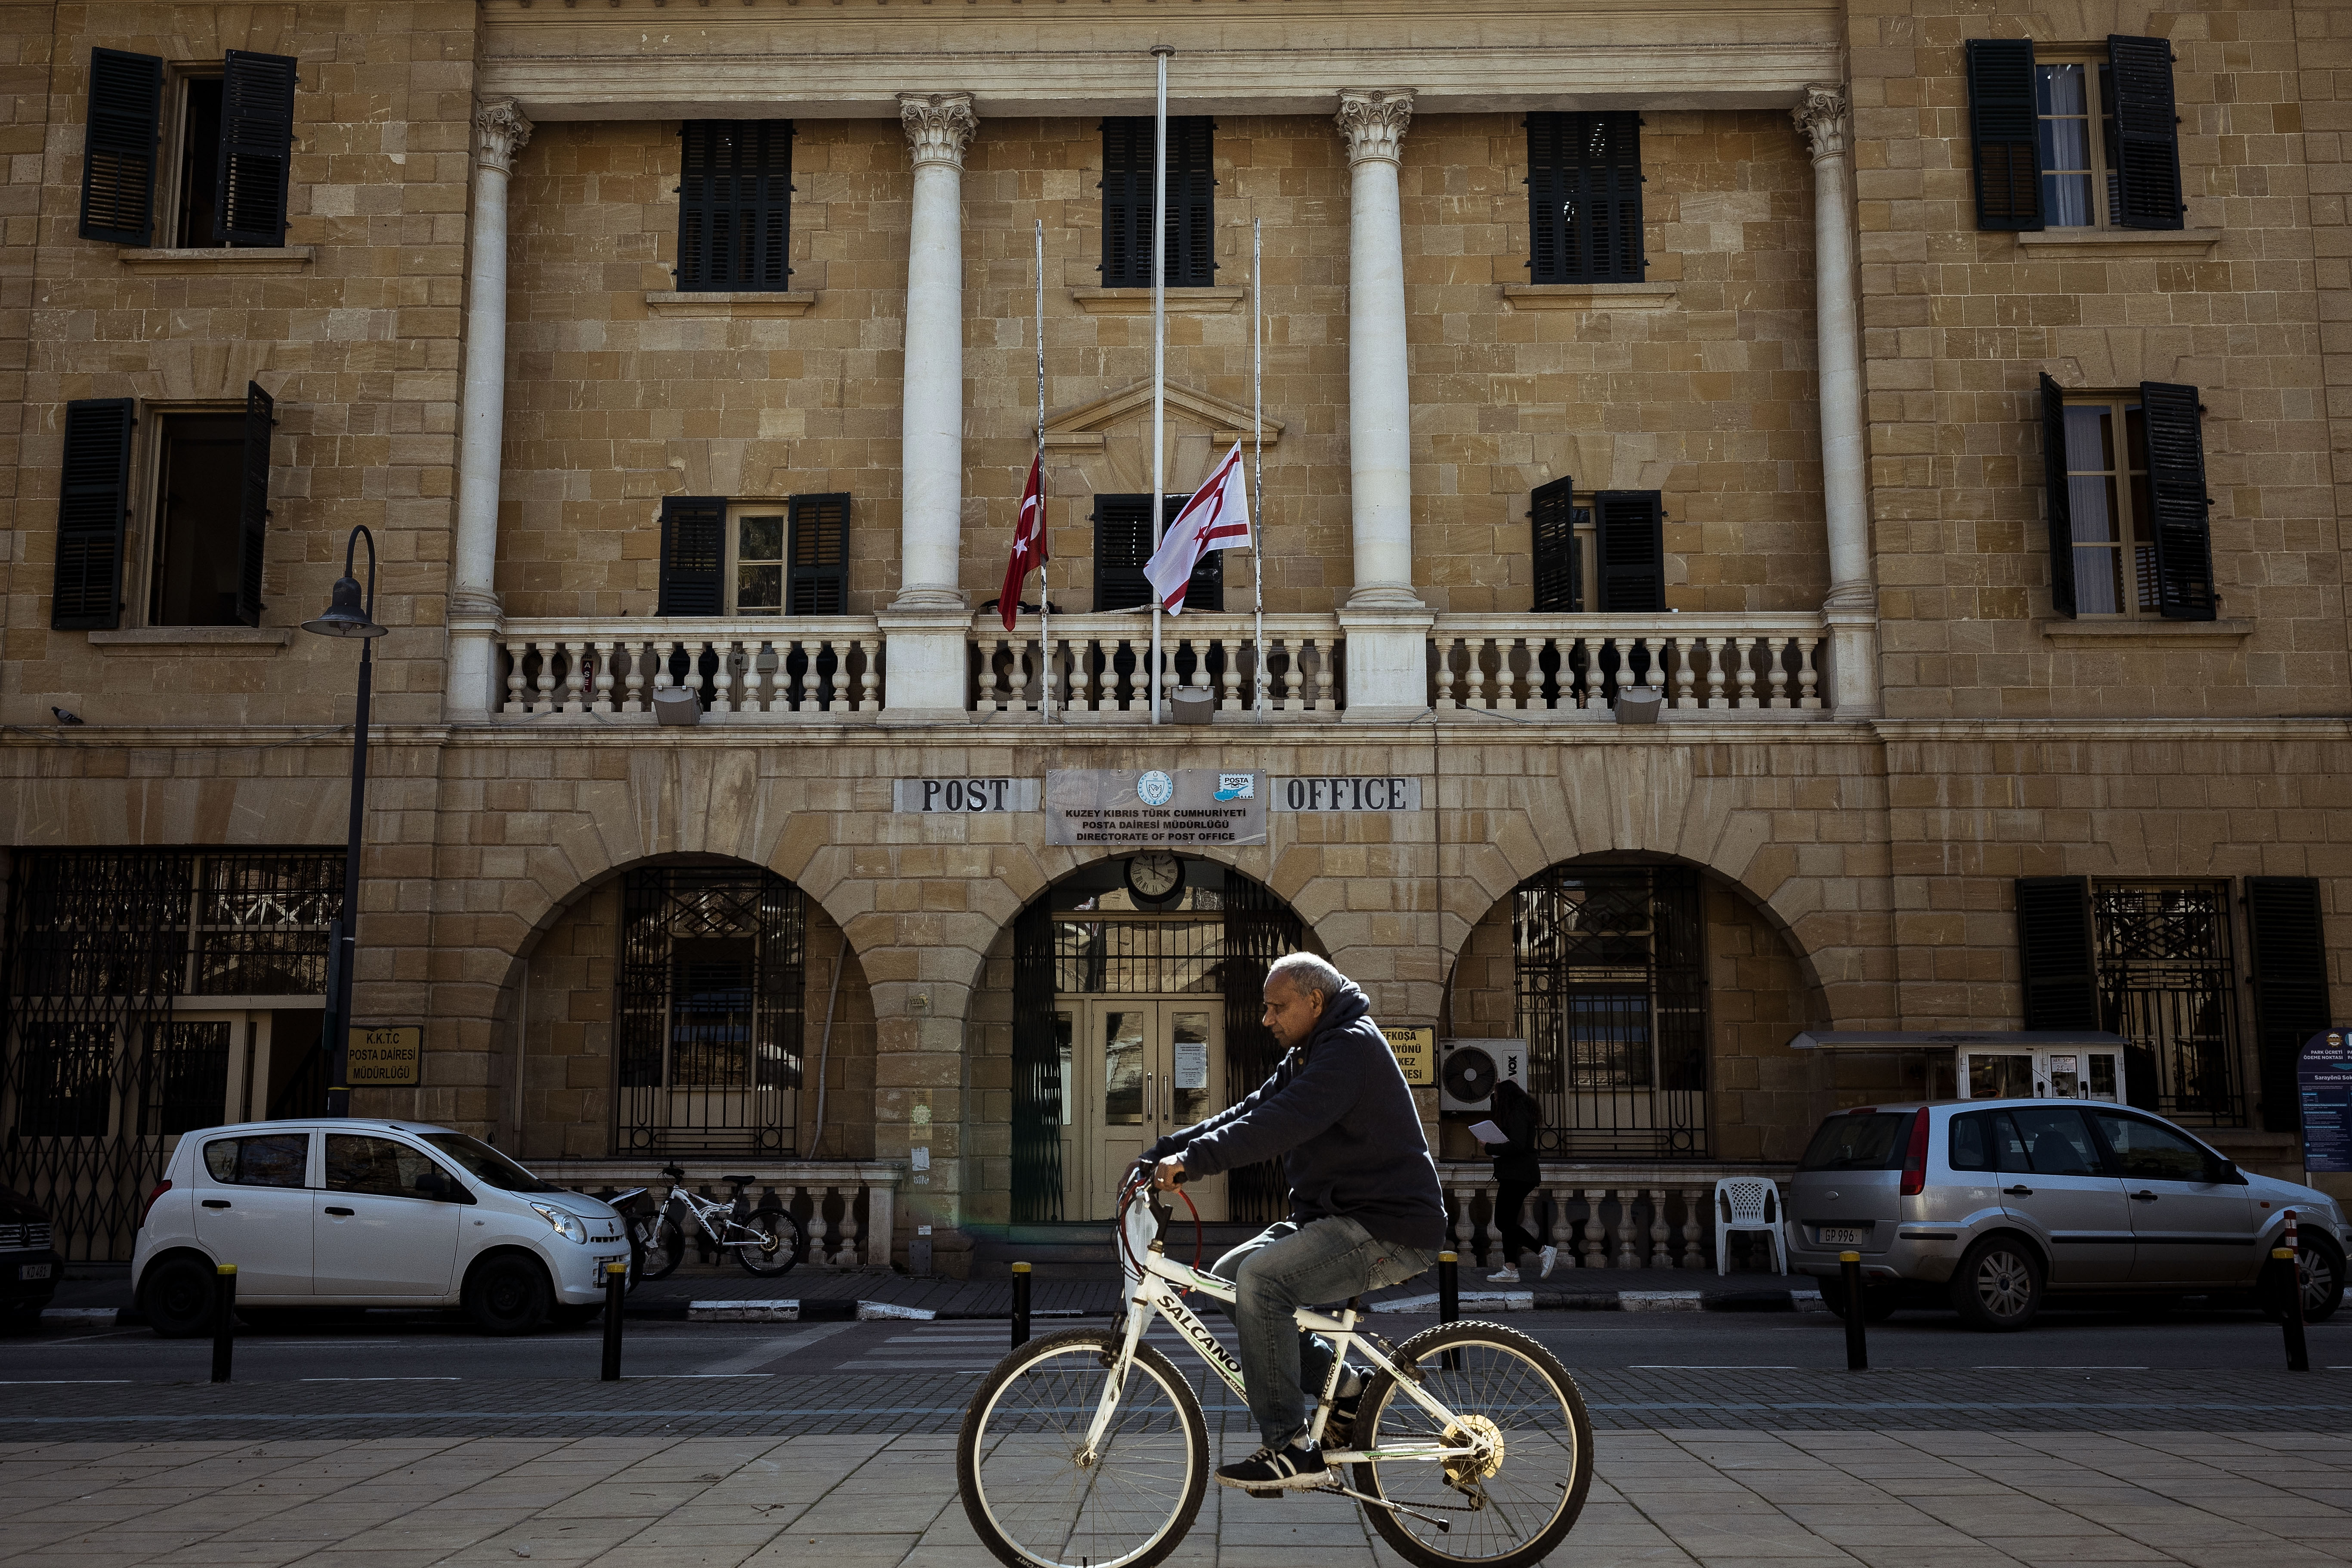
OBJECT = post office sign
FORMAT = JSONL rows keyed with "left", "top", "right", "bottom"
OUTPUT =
{"left": 348, "top": 1026, "right": 422, "bottom": 1087}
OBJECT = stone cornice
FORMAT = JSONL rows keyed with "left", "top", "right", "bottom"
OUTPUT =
{"left": 899, "top": 92, "right": 977, "bottom": 170}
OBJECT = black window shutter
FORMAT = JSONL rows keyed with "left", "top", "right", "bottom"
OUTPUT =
{"left": 2015, "top": 876, "right": 2098, "bottom": 1029}
{"left": 2108, "top": 35, "right": 2185, "bottom": 230}
{"left": 1965, "top": 39, "right": 2043, "bottom": 231}
{"left": 677, "top": 121, "right": 793, "bottom": 292}
{"left": 1525, "top": 112, "right": 1644, "bottom": 284}
{"left": 1530, "top": 476, "right": 1581, "bottom": 612}
{"left": 52, "top": 398, "right": 135, "bottom": 630}
{"left": 80, "top": 48, "right": 162, "bottom": 245}
{"left": 215, "top": 50, "right": 297, "bottom": 245}
{"left": 1592, "top": 491, "right": 1664, "bottom": 613}
{"left": 1093, "top": 495, "right": 1215, "bottom": 611}
{"left": 2040, "top": 372, "right": 2078, "bottom": 618}
{"left": 657, "top": 496, "right": 726, "bottom": 615}
{"left": 2139, "top": 380, "right": 2215, "bottom": 620}
{"left": 1099, "top": 118, "right": 1213, "bottom": 288}
{"left": 1171, "top": 117, "right": 1216, "bottom": 288}
{"left": 236, "top": 380, "right": 274, "bottom": 628}
{"left": 786, "top": 492, "right": 849, "bottom": 615}
{"left": 2246, "top": 877, "right": 2330, "bottom": 1135}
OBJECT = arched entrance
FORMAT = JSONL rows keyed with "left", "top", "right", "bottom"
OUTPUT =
{"left": 1007, "top": 856, "right": 1308, "bottom": 1226}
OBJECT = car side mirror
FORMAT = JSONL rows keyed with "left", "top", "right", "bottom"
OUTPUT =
{"left": 2211, "top": 1158, "right": 2241, "bottom": 1185}
{"left": 416, "top": 1169, "right": 473, "bottom": 1204}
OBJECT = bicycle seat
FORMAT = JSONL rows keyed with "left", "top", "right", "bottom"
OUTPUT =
{"left": 721, "top": 1174, "right": 757, "bottom": 1187}
{"left": 659, "top": 1164, "right": 686, "bottom": 1181}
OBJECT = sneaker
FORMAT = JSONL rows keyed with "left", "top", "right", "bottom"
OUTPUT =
{"left": 1487, "top": 1265, "right": 1522, "bottom": 1283}
{"left": 1217, "top": 1438, "right": 1329, "bottom": 1491}
{"left": 1539, "top": 1244, "right": 1559, "bottom": 1280}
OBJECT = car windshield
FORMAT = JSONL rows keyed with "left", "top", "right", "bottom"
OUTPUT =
{"left": 1799, "top": 1110, "right": 1914, "bottom": 1172}
{"left": 418, "top": 1132, "right": 558, "bottom": 1194}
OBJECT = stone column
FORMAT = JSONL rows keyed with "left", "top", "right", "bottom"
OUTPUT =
{"left": 445, "top": 99, "right": 532, "bottom": 721}
{"left": 880, "top": 92, "right": 980, "bottom": 721}
{"left": 1333, "top": 90, "right": 1434, "bottom": 719}
{"left": 1793, "top": 84, "right": 1882, "bottom": 718}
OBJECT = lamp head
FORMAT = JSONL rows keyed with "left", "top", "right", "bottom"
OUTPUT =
{"left": 301, "top": 574, "right": 387, "bottom": 639}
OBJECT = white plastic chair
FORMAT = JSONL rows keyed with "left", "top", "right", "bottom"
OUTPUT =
{"left": 1714, "top": 1177, "right": 1785, "bottom": 1276}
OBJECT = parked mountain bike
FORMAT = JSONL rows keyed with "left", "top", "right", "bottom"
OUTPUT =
{"left": 633, "top": 1166, "right": 805, "bottom": 1280}
{"left": 955, "top": 1168, "right": 1593, "bottom": 1568}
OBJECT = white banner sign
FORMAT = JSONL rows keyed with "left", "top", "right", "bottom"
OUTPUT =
{"left": 1045, "top": 769, "right": 1268, "bottom": 846}
{"left": 1272, "top": 776, "right": 1422, "bottom": 812}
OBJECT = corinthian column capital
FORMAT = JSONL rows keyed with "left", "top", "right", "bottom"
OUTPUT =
{"left": 900, "top": 92, "right": 978, "bottom": 170}
{"left": 473, "top": 98, "right": 533, "bottom": 175}
{"left": 1335, "top": 89, "right": 1415, "bottom": 167}
{"left": 1792, "top": 84, "right": 1849, "bottom": 164}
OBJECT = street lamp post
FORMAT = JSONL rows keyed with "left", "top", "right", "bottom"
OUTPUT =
{"left": 302, "top": 526, "right": 388, "bottom": 1117}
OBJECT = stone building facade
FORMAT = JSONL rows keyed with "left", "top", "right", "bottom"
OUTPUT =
{"left": 1, "top": 0, "right": 2346, "bottom": 1278}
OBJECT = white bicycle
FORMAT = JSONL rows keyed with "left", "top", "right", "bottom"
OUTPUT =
{"left": 955, "top": 1169, "right": 1593, "bottom": 1568}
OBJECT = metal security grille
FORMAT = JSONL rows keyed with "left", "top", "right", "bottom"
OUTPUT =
{"left": 1, "top": 848, "right": 340, "bottom": 1260}
{"left": 614, "top": 866, "right": 805, "bottom": 1156}
{"left": 1052, "top": 919, "right": 1224, "bottom": 995}
{"left": 2094, "top": 881, "right": 2242, "bottom": 1125}
{"left": 1514, "top": 864, "right": 1707, "bottom": 1158}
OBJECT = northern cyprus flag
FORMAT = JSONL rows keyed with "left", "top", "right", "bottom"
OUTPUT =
{"left": 1142, "top": 443, "right": 1250, "bottom": 613}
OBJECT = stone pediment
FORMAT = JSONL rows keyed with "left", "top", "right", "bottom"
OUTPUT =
{"left": 1041, "top": 379, "right": 1283, "bottom": 453}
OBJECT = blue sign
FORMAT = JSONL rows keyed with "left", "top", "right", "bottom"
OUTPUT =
{"left": 2299, "top": 1029, "right": 2352, "bottom": 1174}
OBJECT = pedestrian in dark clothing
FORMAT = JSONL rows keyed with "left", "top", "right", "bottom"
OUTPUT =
{"left": 1482, "top": 1078, "right": 1557, "bottom": 1280}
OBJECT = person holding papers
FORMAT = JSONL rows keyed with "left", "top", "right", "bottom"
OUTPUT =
{"left": 1472, "top": 1078, "right": 1557, "bottom": 1282}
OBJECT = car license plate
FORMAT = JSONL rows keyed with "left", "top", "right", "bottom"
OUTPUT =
{"left": 594, "top": 1253, "right": 626, "bottom": 1272}
{"left": 17, "top": 1262, "right": 51, "bottom": 1281}
{"left": 1817, "top": 1226, "right": 1869, "bottom": 1246}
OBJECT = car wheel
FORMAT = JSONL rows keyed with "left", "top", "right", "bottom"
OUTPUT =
{"left": 142, "top": 1256, "right": 219, "bottom": 1339}
{"left": 1950, "top": 1235, "right": 2044, "bottom": 1332}
{"left": 464, "top": 1255, "right": 552, "bottom": 1336}
{"left": 2279, "top": 1236, "right": 2347, "bottom": 1324}
{"left": 3, "top": 1304, "right": 44, "bottom": 1335}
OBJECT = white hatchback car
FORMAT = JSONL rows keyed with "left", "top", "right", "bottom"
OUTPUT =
{"left": 133, "top": 1119, "right": 628, "bottom": 1336}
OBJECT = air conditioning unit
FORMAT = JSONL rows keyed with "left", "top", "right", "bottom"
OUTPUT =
{"left": 1439, "top": 1039, "right": 1526, "bottom": 1114}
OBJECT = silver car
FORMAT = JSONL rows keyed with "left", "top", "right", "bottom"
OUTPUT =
{"left": 1785, "top": 1098, "right": 2347, "bottom": 1331}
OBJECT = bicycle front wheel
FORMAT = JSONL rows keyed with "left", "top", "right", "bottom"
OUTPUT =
{"left": 733, "top": 1208, "right": 804, "bottom": 1277}
{"left": 1351, "top": 1320, "right": 1593, "bottom": 1568}
{"left": 957, "top": 1327, "right": 1207, "bottom": 1568}
{"left": 638, "top": 1214, "right": 686, "bottom": 1281}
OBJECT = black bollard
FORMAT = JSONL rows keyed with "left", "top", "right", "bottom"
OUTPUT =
{"left": 210, "top": 1265, "right": 237, "bottom": 1384}
{"left": 1839, "top": 1251, "right": 1868, "bottom": 1371}
{"left": 1437, "top": 1251, "right": 1460, "bottom": 1371}
{"left": 1011, "top": 1262, "right": 1032, "bottom": 1350}
{"left": 601, "top": 1261, "right": 625, "bottom": 1382}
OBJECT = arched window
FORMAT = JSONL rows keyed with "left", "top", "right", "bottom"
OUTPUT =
{"left": 1513, "top": 864, "right": 1708, "bottom": 1158}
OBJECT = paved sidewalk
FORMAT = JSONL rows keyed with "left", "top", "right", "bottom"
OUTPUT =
{"left": 6, "top": 1420, "right": 2352, "bottom": 1568}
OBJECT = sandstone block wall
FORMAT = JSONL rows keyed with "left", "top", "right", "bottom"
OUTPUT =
{"left": 1849, "top": 0, "right": 2348, "bottom": 718}
{"left": 3, "top": 2, "right": 477, "bottom": 730}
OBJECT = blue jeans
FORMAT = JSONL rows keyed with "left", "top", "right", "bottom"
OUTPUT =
{"left": 1206, "top": 1216, "right": 1437, "bottom": 1448}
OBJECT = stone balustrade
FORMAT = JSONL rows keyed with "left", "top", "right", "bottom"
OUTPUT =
{"left": 973, "top": 612, "right": 1343, "bottom": 718}
{"left": 537, "top": 1159, "right": 902, "bottom": 1271}
{"left": 495, "top": 618, "right": 885, "bottom": 716}
{"left": 1433, "top": 613, "right": 1831, "bottom": 714}
{"left": 1437, "top": 1165, "right": 1790, "bottom": 1273}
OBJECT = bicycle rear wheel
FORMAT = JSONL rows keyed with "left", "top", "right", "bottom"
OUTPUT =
{"left": 1350, "top": 1320, "right": 1593, "bottom": 1568}
{"left": 957, "top": 1327, "right": 1207, "bottom": 1568}
{"left": 733, "top": 1208, "right": 804, "bottom": 1277}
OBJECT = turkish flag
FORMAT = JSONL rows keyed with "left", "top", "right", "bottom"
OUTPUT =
{"left": 1000, "top": 454, "right": 1048, "bottom": 632}
{"left": 1143, "top": 443, "right": 1250, "bottom": 613}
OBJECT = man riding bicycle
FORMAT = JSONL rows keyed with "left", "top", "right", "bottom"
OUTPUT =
{"left": 1147, "top": 952, "right": 1445, "bottom": 1492}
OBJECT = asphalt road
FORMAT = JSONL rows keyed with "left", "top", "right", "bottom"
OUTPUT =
{"left": 6, "top": 1297, "right": 2343, "bottom": 1386}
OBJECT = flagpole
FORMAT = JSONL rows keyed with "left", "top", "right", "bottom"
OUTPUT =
{"left": 1252, "top": 215, "right": 1264, "bottom": 722}
{"left": 1149, "top": 44, "right": 1170, "bottom": 727}
{"left": 1036, "top": 217, "right": 1049, "bottom": 726}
